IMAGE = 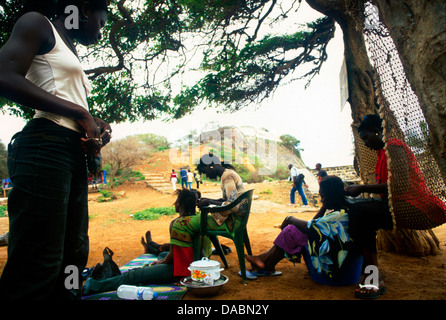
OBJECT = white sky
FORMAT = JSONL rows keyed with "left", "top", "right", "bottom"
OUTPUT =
{"left": 0, "top": 2, "right": 354, "bottom": 169}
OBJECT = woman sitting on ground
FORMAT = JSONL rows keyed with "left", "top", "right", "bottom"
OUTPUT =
{"left": 82, "top": 188, "right": 202, "bottom": 295}
{"left": 246, "top": 175, "right": 393, "bottom": 299}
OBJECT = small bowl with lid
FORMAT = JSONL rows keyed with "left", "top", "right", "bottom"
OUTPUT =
{"left": 188, "top": 257, "right": 224, "bottom": 282}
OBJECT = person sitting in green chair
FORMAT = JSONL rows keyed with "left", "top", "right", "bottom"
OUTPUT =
{"left": 167, "top": 153, "right": 246, "bottom": 277}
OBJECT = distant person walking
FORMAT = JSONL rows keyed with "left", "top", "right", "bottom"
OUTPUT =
{"left": 194, "top": 169, "right": 202, "bottom": 189}
{"left": 170, "top": 169, "right": 177, "bottom": 191}
{"left": 180, "top": 168, "right": 188, "bottom": 188}
{"left": 315, "top": 163, "right": 328, "bottom": 184}
{"left": 187, "top": 169, "right": 194, "bottom": 190}
{"left": 289, "top": 164, "right": 309, "bottom": 207}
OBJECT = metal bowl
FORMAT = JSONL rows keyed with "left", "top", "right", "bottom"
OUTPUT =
{"left": 180, "top": 275, "right": 229, "bottom": 297}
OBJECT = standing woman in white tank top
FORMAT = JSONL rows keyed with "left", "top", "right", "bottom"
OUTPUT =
{"left": 0, "top": 0, "right": 110, "bottom": 300}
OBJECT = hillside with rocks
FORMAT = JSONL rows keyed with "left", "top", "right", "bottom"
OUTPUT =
{"left": 167, "top": 126, "right": 320, "bottom": 194}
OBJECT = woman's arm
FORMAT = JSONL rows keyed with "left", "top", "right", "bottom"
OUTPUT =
{"left": 197, "top": 198, "right": 225, "bottom": 208}
{"left": 280, "top": 215, "right": 309, "bottom": 234}
{"left": 312, "top": 205, "right": 327, "bottom": 220}
{"left": 151, "top": 246, "right": 174, "bottom": 265}
{"left": 152, "top": 219, "right": 177, "bottom": 265}
{"left": 344, "top": 183, "right": 387, "bottom": 197}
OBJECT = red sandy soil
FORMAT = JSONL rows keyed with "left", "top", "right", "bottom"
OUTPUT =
{"left": 0, "top": 150, "right": 445, "bottom": 301}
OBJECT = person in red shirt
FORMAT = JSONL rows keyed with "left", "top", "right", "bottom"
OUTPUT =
{"left": 344, "top": 114, "right": 393, "bottom": 299}
{"left": 170, "top": 169, "right": 178, "bottom": 191}
{"left": 346, "top": 115, "right": 388, "bottom": 200}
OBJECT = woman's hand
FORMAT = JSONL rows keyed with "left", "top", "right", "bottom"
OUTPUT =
{"left": 280, "top": 216, "right": 292, "bottom": 230}
{"left": 77, "top": 114, "right": 112, "bottom": 154}
{"left": 345, "top": 182, "right": 387, "bottom": 197}
{"left": 198, "top": 198, "right": 212, "bottom": 208}
{"left": 344, "top": 184, "right": 364, "bottom": 197}
{"left": 76, "top": 111, "right": 101, "bottom": 154}
{"left": 151, "top": 258, "right": 165, "bottom": 266}
{"left": 94, "top": 117, "right": 112, "bottom": 147}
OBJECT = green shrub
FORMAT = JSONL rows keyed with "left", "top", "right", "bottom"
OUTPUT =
{"left": 0, "top": 205, "right": 7, "bottom": 217}
{"left": 132, "top": 206, "right": 177, "bottom": 221}
{"left": 268, "top": 164, "right": 290, "bottom": 180}
{"left": 112, "top": 170, "right": 145, "bottom": 187}
{"left": 97, "top": 189, "right": 116, "bottom": 202}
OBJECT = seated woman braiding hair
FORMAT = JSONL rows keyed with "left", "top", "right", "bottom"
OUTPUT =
{"left": 246, "top": 175, "right": 393, "bottom": 299}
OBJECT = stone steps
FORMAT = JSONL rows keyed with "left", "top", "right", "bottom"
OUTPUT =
{"left": 142, "top": 172, "right": 174, "bottom": 194}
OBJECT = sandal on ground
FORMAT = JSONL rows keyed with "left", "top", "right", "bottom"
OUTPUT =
{"left": 354, "top": 284, "right": 386, "bottom": 299}
{"left": 252, "top": 270, "right": 282, "bottom": 277}
{"left": 239, "top": 270, "right": 258, "bottom": 280}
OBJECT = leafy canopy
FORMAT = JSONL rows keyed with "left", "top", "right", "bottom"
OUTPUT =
{"left": 0, "top": 0, "right": 335, "bottom": 123}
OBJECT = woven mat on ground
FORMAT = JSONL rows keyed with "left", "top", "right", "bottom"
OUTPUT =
{"left": 82, "top": 254, "right": 187, "bottom": 300}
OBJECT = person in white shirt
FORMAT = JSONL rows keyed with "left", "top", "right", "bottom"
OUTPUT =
{"left": 0, "top": 0, "right": 110, "bottom": 300}
{"left": 187, "top": 169, "right": 194, "bottom": 189}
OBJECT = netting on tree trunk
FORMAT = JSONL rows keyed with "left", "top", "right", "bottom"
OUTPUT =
{"left": 355, "top": 1, "right": 446, "bottom": 230}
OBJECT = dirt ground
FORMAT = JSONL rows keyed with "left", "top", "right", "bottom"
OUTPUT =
{"left": 0, "top": 152, "right": 445, "bottom": 301}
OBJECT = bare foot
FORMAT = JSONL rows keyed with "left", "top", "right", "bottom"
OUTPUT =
{"left": 141, "top": 231, "right": 154, "bottom": 253}
{"left": 145, "top": 231, "right": 152, "bottom": 243}
{"left": 141, "top": 236, "right": 149, "bottom": 253}
{"left": 245, "top": 255, "right": 266, "bottom": 271}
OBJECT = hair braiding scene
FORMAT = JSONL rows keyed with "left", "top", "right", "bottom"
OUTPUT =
{"left": 0, "top": 0, "right": 444, "bottom": 309}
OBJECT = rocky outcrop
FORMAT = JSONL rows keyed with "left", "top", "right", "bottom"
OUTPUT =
{"left": 198, "top": 126, "right": 306, "bottom": 172}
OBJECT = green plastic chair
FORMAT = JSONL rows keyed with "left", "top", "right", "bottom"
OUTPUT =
{"left": 193, "top": 189, "right": 254, "bottom": 282}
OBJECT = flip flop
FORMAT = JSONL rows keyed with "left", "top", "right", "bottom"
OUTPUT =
{"left": 252, "top": 270, "right": 282, "bottom": 277}
{"left": 354, "top": 284, "right": 386, "bottom": 299}
{"left": 239, "top": 270, "right": 258, "bottom": 280}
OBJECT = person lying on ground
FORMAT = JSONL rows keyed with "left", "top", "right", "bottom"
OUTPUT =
{"left": 82, "top": 188, "right": 202, "bottom": 295}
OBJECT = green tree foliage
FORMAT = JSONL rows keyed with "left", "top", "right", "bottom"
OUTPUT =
{"left": 280, "top": 134, "right": 303, "bottom": 158}
{"left": 136, "top": 133, "right": 170, "bottom": 151}
{"left": 0, "top": 0, "right": 335, "bottom": 123}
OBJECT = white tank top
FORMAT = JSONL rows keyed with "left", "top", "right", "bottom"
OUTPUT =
{"left": 25, "top": 17, "right": 92, "bottom": 133}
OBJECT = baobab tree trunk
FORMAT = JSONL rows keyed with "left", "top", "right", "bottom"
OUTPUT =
{"left": 306, "top": 0, "right": 378, "bottom": 122}
{"left": 373, "top": 0, "right": 446, "bottom": 183}
{"left": 305, "top": 0, "right": 441, "bottom": 256}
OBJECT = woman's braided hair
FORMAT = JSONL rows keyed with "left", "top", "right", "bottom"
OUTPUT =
{"left": 358, "top": 114, "right": 383, "bottom": 133}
